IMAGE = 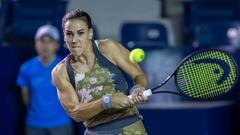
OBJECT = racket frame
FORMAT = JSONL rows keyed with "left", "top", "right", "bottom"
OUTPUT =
{"left": 174, "top": 49, "right": 239, "bottom": 100}
{"left": 146, "top": 49, "right": 239, "bottom": 100}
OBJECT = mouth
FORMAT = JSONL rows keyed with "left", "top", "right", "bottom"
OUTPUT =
{"left": 72, "top": 46, "right": 81, "bottom": 49}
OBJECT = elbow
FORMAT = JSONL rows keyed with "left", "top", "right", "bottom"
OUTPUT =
{"left": 67, "top": 107, "right": 89, "bottom": 122}
{"left": 68, "top": 110, "right": 85, "bottom": 122}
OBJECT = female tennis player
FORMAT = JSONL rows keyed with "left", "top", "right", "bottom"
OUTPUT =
{"left": 52, "top": 9, "right": 148, "bottom": 135}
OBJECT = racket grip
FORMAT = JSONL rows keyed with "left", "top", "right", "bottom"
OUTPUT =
{"left": 128, "top": 89, "right": 152, "bottom": 99}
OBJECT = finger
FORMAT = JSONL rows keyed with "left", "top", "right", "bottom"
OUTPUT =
{"left": 135, "top": 95, "right": 140, "bottom": 103}
{"left": 133, "top": 95, "right": 139, "bottom": 104}
{"left": 139, "top": 95, "right": 145, "bottom": 103}
{"left": 128, "top": 98, "right": 134, "bottom": 105}
{"left": 127, "top": 100, "right": 133, "bottom": 108}
{"left": 138, "top": 95, "right": 146, "bottom": 103}
{"left": 138, "top": 90, "right": 144, "bottom": 96}
{"left": 118, "top": 105, "right": 126, "bottom": 109}
{"left": 120, "top": 103, "right": 127, "bottom": 109}
{"left": 122, "top": 99, "right": 133, "bottom": 108}
{"left": 135, "top": 96, "right": 142, "bottom": 104}
{"left": 138, "top": 92, "right": 143, "bottom": 96}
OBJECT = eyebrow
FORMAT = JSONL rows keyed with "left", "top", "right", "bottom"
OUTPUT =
{"left": 65, "top": 29, "right": 85, "bottom": 33}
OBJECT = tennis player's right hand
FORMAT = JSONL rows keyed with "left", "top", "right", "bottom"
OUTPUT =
{"left": 111, "top": 93, "right": 134, "bottom": 109}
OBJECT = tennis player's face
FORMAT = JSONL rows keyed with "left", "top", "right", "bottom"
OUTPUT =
{"left": 64, "top": 18, "right": 93, "bottom": 56}
{"left": 35, "top": 35, "right": 59, "bottom": 58}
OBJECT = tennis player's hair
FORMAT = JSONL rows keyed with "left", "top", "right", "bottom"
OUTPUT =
{"left": 62, "top": 9, "right": 92, "bottom": 30}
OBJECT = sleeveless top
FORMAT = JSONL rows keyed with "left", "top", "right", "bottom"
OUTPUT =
{"left": 65, "top": 40, "right": 138, "bottom": 128}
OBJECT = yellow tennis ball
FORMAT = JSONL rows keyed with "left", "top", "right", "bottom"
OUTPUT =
{"left": 129, "top": 48, "right": 145, "bottom": 63}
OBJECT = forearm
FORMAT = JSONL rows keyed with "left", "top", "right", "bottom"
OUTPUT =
{"left": 66, "top": 98, "right": 104, "bottom": 122}
{"left": 133, "top": 74, "right": 147, "bottom": 88}
{"left": 52, "top": 64, "right": 105, "bottom": 122}
{"left": 21, "top": 88, "right": 29, "bottom": 107}
{"left": 131, "top": 74, "right": 149, "bottom": 103}
{"left": 22, "top": 95, "right": 29, "bottom": 106}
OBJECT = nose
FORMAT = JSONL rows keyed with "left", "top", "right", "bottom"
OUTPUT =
{"left": 72, "top": 35, "right": 79, "bottom": 43}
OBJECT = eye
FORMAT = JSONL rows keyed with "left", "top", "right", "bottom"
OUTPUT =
{"left": 66, "top": 32, "right": 73, "bottom": 37}
{"left": 77, "top": 31, "right": 85, "bottom": 36}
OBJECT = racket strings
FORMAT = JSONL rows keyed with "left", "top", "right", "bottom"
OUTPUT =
{"left": 176, "top": 50, "right": 237, "bottom": 99}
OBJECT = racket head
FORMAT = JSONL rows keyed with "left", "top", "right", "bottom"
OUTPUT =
{"left": 175, "top": 49, "right": 238, "bottom": 100}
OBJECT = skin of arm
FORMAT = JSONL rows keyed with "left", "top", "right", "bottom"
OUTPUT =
{"left": 98, "top": 39, "right": 147, "bottom": 88}
{"left": 21, "top": 87, "right": 29, "bottom": 106}
{"left": 52, "top": 63, "right": 105, "bottom": 122}
{"left": 52, "top": 62, "right": 134, "bottom": 122}
{"left": 52, "top": 39, "right": 147, "bottom": 122}
{"left": 98, "top": 39, "right": 148, "bottom": 103}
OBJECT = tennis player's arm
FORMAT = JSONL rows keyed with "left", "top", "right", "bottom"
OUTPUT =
{"left": 52, "top": 64, "right": 104, "bottom": 122}
{"left": 20, "top": 87, "right": 29, "bottom": 106}
{"left": 100, "top": 39, "right": 148, "bottom": 88}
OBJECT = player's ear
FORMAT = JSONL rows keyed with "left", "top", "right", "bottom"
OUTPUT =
{"left": 89, "top": 28, "right": 93, "bottom": 40}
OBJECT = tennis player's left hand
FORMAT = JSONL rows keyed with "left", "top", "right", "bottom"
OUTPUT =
{"left": 131, "top": 85, "right": 148, "bottom": 104}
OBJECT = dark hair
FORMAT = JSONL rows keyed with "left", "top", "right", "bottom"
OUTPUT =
{"left": 62, "top": 9, "right": 92, "bottom": 30}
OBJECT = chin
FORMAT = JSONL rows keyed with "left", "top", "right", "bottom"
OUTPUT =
{"left": 71, "top": 51, "right": 82, "bottom": 57}
{"left": 39, "top": 53, "right": 51, "bottom": 58}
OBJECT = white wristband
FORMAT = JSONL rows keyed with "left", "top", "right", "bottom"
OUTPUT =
{"left": 102, "top": 94, "right": 112, "bottom": 110}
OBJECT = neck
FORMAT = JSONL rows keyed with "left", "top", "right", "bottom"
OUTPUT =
{"left": 39, "top": 54, "right": 56, "bottom": 66}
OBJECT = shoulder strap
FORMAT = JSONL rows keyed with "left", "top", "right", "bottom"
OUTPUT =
{"left": 92, "top": 40, "right": 129, "bottom": 92}
{"left": 65, "top": 55, "right": 76, "bottom": 89}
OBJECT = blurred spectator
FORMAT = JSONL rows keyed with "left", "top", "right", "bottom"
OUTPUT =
{"left": 16, "top": 24, "right": 73, "bottom": 135}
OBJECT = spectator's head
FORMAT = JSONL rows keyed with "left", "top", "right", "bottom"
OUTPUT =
{"left": 35, "top": 24, "right": 60, "bottom": 58}
{"left": 62, "top": 9, "right": 93, "bottom": 56}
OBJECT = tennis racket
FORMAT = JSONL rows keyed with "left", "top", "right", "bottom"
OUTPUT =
{"left": 128, "top": 49, "right": 238, "bottom": 100}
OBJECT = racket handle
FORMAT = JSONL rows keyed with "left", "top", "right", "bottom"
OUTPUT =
{"left": 128, "top": 89, "right": 152, "bottom": 99}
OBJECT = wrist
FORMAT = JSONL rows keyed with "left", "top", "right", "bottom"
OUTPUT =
{"left": 130, "top": 84, "right": 144, "bottom": 94}
{"left": 102, "top": 94, "right": 112, "bottom": 110}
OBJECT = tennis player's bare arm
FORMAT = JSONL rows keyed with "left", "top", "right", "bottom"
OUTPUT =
{"left": 97, "top": 39, "right": 148, "bottom": 103}
{"left": 52, "top": 64, "right": 103, "bottom": 122}
{"left": 98, "top": 39, "right": 148, "bottom": 88}
{"left": 52, "top": 61, "right": 133, "bottom": 122}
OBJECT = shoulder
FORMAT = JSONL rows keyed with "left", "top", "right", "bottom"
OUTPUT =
{"left": 97, "top": 39, "right": 126, "bottom": 55}
{"left": 98, "top": 39, "right": 120, "bottom": 49}
{"left": 96, "top": 39, "right": 130, "bottom": 65}
{"left": 52, "top": 60, "right": 66, "bottom": 78}
{"left": 52, "top": 58, "right": 69, "bottom": 83}
{"left": 52, "top": 59, "right": 72, "bottom": 90}
{"left": 20, "top": 57, "right": 38, "bottom": 71}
